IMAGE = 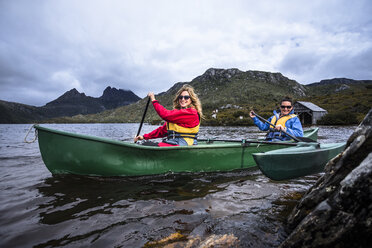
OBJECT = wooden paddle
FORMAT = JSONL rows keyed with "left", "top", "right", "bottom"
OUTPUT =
{"left": 135, "top": 97, "right": 151, "bottom": 142}
{"left": 251, "top": 111, "right": 316, "bottom": 142}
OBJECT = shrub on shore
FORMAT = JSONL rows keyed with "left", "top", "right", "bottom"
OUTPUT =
{"left": 317, "top": 111, "right": 359, "bottom": 125}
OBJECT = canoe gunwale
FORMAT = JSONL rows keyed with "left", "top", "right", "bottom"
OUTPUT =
{"left": 252, "top": 142, "right": 345, "bottom": 156}
{"left": 35, "top": 125, "right": 249, "bottom": 150}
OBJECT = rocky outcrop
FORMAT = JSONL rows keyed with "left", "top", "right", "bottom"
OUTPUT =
{"left": 280, "top": 109, "right": 372, "bottom": 248}
{"left": 193, "top": 68, "right": 244, "bottom": 85}
{"left": 193, "top": 68, "right": 307, "bottom": 97}
{"left": 99, "top": 86, "right": 140, "bottom": 109}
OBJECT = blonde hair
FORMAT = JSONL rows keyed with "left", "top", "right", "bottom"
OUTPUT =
{"left": 173, "top": 84, "right": 204, "bottom": 119}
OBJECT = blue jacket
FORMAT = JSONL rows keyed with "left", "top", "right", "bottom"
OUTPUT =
{"left": 252, "top": 109, "right": 303, "bottom": 141}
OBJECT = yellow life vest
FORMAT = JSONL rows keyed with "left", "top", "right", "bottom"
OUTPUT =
{"left": 270, "top": 114, "right": 297, "bottom": 127}
{"left": 166, "top": 122, "right": 200, "bottom": 146}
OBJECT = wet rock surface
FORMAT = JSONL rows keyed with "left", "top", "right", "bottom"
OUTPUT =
{"left": 144, "top": 233, "right": 240, "bottom": 248}
{"left": 280, "top": 109, "right": 372, "bottom": 248}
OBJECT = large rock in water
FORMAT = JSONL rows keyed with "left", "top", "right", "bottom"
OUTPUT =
{"left": 280, "top": 109, "right": 372, "bottom": 248}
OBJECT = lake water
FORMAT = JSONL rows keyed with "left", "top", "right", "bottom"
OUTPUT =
{"left": 0, "top": 124, "right": 356, "bottom": 247}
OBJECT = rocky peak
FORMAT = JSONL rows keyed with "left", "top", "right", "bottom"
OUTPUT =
{"left": 245, "top": 71, "right": 307, "bottom": 96}
{"left": 60, "top": 88, "right": 86, "bottom": 99}
{"left": 205, "top": 68, "right": 243, "bottom": 77}
{"left": 101, "top": 86, "right": 123, "bottom": 99}
{"left": 100, "top": 86, "right": 140, "bottom": 102}
{"left": 202, "top": 68, "right": 295, "bottom": 85}
{"left": 246, "top": 70, "right": 288, "bottom": 84}
{"left": 198, "top": 68, "right": 244, "bottom": 81}
{"left": 42, "top": 86, "right": 140, "bottom": 114}
{"left": 191, "top": 68, "right": 307, "bottom": 97}
{"left": 45, "top": 88, "right": 88, "bottom": 106}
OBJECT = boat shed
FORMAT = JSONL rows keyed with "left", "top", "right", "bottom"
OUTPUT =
{"left": 294, "top": 101, "right": 327, "bottom": 125}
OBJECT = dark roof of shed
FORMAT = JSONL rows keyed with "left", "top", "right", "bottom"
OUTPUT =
{"left": 295, "top": 101, "right": 327, "bottom": 112}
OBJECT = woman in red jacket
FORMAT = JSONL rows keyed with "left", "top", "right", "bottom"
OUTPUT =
{"left": 134, "top": 84, "right": 203, "bottom": 146}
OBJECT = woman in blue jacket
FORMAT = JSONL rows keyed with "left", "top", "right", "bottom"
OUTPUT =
{"left": 249, "top": 97, "right": 303, "bottom": 141}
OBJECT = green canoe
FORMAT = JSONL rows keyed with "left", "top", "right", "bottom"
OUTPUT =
{"left": 34, "top": 125, "right": 318, "bottom": 177}
{"left": 252, "top": 142, "right": 346, "bottom": 181}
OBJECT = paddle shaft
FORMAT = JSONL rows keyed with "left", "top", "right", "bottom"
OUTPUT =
{"left": 198, "top": 138, "right": 299, "bottom": 146}
{"left": 252, "top": 111, "right": 302, "bottom": 142}
{"left": 136, "top": 97, "right": 151, "bottom": 137}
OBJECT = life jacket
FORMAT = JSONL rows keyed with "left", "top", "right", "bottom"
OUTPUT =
{"left": 270, "top": 114, "right": 297, "bottom": 127}
{"left": 166, "top": 122, "right": 200, "bottom": 146}
{"left": 267, "top": 114, "right": 297, "bottom": 140}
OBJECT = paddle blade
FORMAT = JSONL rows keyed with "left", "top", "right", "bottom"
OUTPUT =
{"left": 296, "top": 136, "right": 317, "bottom": 142}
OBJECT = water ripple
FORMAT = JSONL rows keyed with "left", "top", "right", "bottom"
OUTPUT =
{"left": 0, "top": 124, "right": 356, "bottom": 247}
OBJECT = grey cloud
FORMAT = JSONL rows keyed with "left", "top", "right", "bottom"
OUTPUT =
{"left": 279, "top": 46, "right": 372, "bottom": 84}
{"left": 278, "top": 51, "right": 321, "bottom": 76}
{"left": 322, "top": 47, "right": 372, "bottom": 80}
{"left": 1, "top": 0, "right": 372, "bottom": 106}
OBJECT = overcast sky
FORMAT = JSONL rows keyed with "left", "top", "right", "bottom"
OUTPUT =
{"left": 1, "top": 0, "right": 371, "bottom": 106}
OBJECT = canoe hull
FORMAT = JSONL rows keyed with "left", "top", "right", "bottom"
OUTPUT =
{"left": 252, "top": 142, "right": 346, "bottom": 181}
{"left": 35, "top": 125, "right": 318, "bottom": 177}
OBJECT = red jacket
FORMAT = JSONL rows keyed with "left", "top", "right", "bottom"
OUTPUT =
{"left": 143, "top": 100, "right": 200, "bottom": 140}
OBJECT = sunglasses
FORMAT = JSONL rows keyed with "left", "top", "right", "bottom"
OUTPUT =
{"left": 280, "top": 105, "right": 292, "bottom": 109}
{"left": 178, "top": 95, "right": 190, "bottom": 100}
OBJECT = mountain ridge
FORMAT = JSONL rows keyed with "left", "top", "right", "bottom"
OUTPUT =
{"left": 1, "top": 68, "right": 371, "bottom": 124}
{"left": 0, "top": 87, "right": 140, "bottom": 123}
{"left": 308, "top": 78, "right": 372, "bottom": 86}
{"left": 50, "top": 68, "right": 370, "bottom": 125}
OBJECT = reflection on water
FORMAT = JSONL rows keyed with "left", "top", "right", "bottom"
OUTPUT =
{"left": 33, "top": 170, "right": 292, "bottom": 247}
{"left": 0, "top": 124, "right": 356, "bottom": 247}
{"left": 37, "top": 172, "right": 252, "bottom": 224}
